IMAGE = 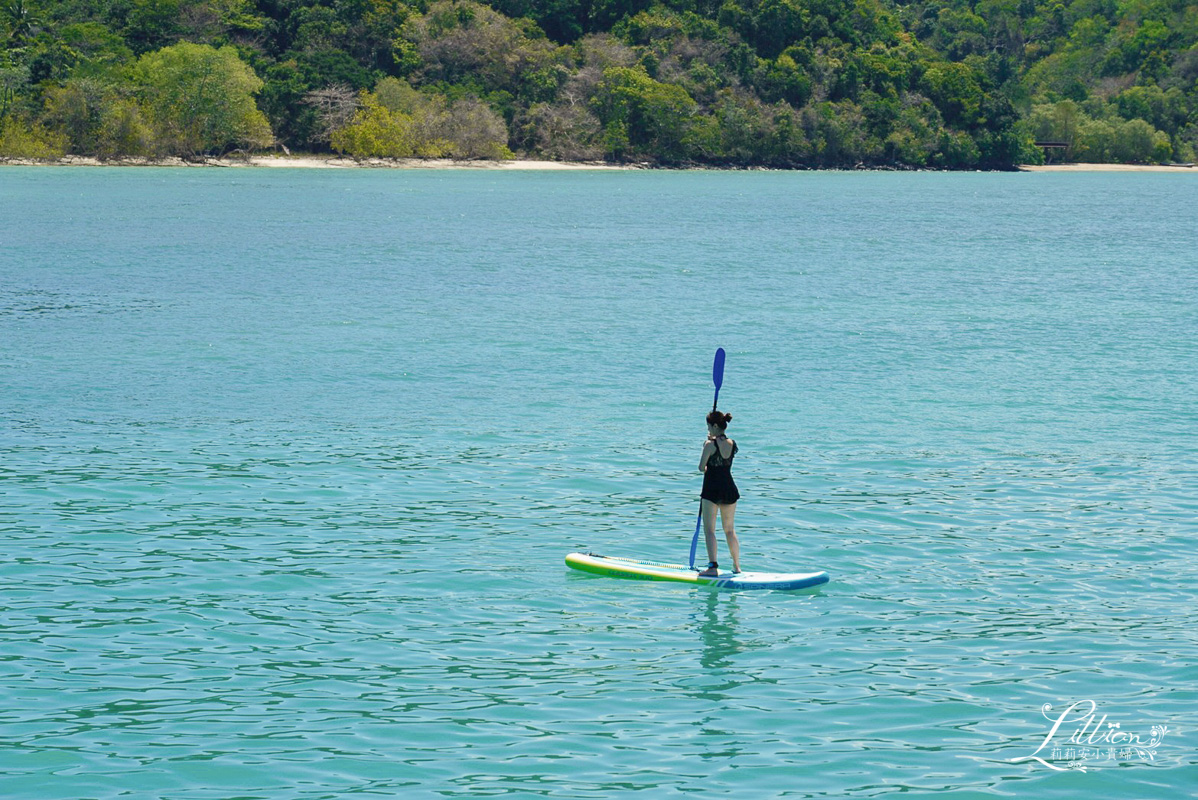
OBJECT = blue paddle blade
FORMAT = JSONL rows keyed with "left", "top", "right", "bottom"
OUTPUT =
{"left": 713, "top": 348, "right": 726, "bottom": 390}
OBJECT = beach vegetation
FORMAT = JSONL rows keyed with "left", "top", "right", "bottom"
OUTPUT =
{"left": 330, "top": 76, "right": 513, "bottom": 159}
{"left": 130, "top": 42, "right": 273, "bottom": 156}
{"left": 0, "top": 113, "right": 66, "bottom": 157}
{"left": 1, "top": 0, "right": 1196, "bottom": 166}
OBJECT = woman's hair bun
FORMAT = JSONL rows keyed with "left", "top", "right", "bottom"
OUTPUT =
{"left": 706, "top": 409, "right": 732, "bottom": 428}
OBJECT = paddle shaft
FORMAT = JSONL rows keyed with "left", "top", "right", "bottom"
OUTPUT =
{"left": 689, "top": 348, "right": 725, "bottom": 569}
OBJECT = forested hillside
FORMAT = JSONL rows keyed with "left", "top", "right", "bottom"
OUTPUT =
{"left": 1, "top": 0, "right": 1195, "bottom": 167}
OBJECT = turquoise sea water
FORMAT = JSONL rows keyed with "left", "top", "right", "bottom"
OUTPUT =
{"left": 2, "top": 166, "right": 1196, "bottom": 798}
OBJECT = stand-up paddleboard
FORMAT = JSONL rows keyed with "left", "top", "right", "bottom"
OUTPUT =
{"left": 566, "top": 552, "right": 829, "bottom": 591}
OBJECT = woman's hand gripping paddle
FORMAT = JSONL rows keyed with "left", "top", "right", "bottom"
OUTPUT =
{"left": 689, "top": 348, "right": 725, "bottom": 570}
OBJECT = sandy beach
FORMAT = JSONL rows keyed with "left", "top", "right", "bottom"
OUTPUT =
{"left": 0, "top": 154, "right": 632, "bottom": 170}
{"left": 248, "top": 155, "right": 634, "bottom": 170}
{"left": 1020, "top": 162, "right": 1196, "bottom": 172}
{"left": 4, "top": 154, "right": 1195, "bottom": 171}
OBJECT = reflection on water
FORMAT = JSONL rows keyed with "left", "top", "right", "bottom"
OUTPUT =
{"left": 696, "top": 591, "right": 743, "bottom": 675}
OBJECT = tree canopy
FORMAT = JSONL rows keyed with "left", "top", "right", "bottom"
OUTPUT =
{"left": 1, "top": 0, "right": 1195, "bottom": 166}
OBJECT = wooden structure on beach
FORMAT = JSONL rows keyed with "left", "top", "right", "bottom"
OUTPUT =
{"left": 1035, "top": 141, "right": 1070, "bottom": 163}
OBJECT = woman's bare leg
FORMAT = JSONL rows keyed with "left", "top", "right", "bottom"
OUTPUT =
{"left": 721, "top": 503, "right": 740, "bottom": 572}
{"left": 702, "top": 499, "right": 719, "bottom": 566}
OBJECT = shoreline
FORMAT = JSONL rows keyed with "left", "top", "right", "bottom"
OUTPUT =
{"left": 1019, "top": 163, "right": 1196, "bottom": 172}
{"left": 0, "top": 154, "right": 634, "bottom": 170}
{"left": 2, "top": 154, "right": 1195, "bottom": 172}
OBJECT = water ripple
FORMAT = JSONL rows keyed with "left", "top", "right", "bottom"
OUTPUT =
{"left": 2, "top": 169, "right": 1196, "bottom": 798}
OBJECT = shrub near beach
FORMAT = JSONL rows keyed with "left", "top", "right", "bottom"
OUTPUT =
{"left": 328, "top": 78, "right": 513, "bottom": 159}
{"left": 1, "top": 0, "right": 1196, "bottom": 166}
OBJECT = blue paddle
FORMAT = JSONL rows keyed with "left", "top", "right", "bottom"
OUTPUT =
{"left": 689, "top": 348, "right": 726, "bottom": 570}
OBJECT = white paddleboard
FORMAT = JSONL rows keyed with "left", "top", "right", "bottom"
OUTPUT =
{"left": 566, "top": 552, "right": 829, "bottom": 591}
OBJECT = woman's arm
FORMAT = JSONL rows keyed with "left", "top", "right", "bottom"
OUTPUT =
{"left": 699, "top": 439, "right": 715, "bottom": 473}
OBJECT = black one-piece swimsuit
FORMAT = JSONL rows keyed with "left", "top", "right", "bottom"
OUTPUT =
{"left": 701, "top": 437, "right": 740, "bottom": 505}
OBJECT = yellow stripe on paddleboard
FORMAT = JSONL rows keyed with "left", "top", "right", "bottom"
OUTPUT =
{"left": 565, "top": 552, "right": 706, "bottom": 585}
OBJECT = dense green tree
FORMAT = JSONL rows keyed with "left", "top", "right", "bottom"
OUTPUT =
{"left": 57, "top": 22, "right": 134, "bottom": 73}
{"left": 1028, "top": 97, "right": 1175, "bottom": 162}
{"left": 42, "top": 77, "right": 154, "bottom": 155}
{"left": 0, "top": 62, "right": 29, "bottom": 118}
{"left": 119, "top": 0, "right": 185, "bottom": 53}
{"left": 920, "top": 61, "right": 984, "bottom": 127}
{"left": 883, "top": 97, "right": 942, "bottom": 165}
{"left": 592, "top": 64, "right": 699, "bottom": 160}
{"left": 331, "top": 91, "right": 421, "bottom": 155}
{"left": 258, "top": 48, "right": 376, "bottom": 150}
{"left": 402, "top": 0, "right": 561, "bottom": 98}
{"left": 130, "top": 41, "right": 271, "bottom": 155}
{"left": 1114, "top": 83, "right": 1188, "bottom": 135}
{"left": 41, "top": 75, "right": 103, "bottom": 149}
{"left": 3, "top": 0, "right": 43, "bottom": 46}
{"left": 754, "top": 52, "right": 812, "bottom": 106}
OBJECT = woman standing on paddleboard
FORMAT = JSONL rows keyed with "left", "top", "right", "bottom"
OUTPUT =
{"left": 698, "top": 409, "right": 740, "bottom": 576}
